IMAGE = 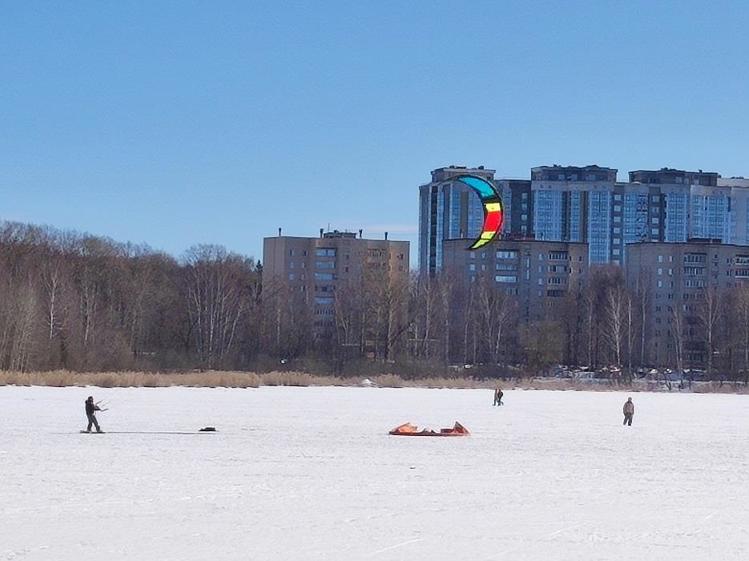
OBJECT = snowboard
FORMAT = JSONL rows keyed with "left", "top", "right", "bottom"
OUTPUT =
{"left": 79, "top": 430, "right": 105, "bottom": 434}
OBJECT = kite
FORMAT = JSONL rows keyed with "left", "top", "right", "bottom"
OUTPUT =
{"left": 455, "top": 175, "right": 504, "bottom": 250}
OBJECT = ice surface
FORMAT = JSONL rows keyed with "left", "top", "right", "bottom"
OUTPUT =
{"left": 1, "top": 386, "right": 748, "bottom": 560}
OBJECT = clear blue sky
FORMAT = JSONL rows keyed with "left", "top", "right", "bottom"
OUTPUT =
{"left": 2, "top": 1, "right": 748, "bottom": 264}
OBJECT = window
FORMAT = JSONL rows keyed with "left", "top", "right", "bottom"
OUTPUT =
{"left": 315, "top": 248, "right": 336, "bottom": 257}
{"left": 315, "top": 297, "right": 334, "bottom": 305}
{"left": 314, "top": 272, "right": 334, "bottom": 281}
{"left": 548, "top": 251, "right": 568, "bottom": 260}
{"left": 684, "top": 253, "right": 706, "bottom": 263}
{"left": 496, "top": 250, "right": 518, "bottom": 259}
{"left": 315, "top": 261, "right": 335, "bottom": 269}
{"left": 289, "top": 249, "right": 295, "bottom": 257}
{"left": 658, "top": 255, "right": 663, "bottom": 263}
{"left": 495, "top": 263, "right": 517, "bottom": 271}
{"left": 495, "top": 275, "right": 517, "bottom": 283}
{"left": 469, "top": 263, "right": 476, "bottom": 272}
{"left": 683, "top": 267, "right": 705, "bottom": 276}
{"left": 658, "top": 268, "right": 663, "bottom": 275}
{"left": 288, "top": 273, "right": 295, "bottom": 281}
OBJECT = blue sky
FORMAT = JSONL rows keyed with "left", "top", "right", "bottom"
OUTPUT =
{"left": 2, "top": 1, "right": 748, "bottom": 264}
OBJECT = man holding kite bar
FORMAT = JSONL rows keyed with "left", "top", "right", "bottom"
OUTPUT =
{"left": 84, "top": 396, "right": 105, "bottom": 433}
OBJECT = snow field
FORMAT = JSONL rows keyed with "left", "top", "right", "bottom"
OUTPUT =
{"left": 1, "top": 386, "right": 748, "bottom": 560}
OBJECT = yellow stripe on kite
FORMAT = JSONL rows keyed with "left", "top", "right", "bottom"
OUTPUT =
{"left": 485, "top": 202, "right": 501, "bottom": 213}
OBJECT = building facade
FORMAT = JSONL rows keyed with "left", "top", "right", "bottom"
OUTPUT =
{"left": 442, "top": 238, "right": 588, "bottom": 324}
{"left": 263, "top": 230, "right": 409, "bottom": 338}
{"left": 420, "top": 165, "right": 749, "bottom": 275}
{"left": 419, "top": 166, "right": 497, "bottom": 276}
{"left": 531, "top": 165, "right": 618, "bottom": 265}
{"left": 626, "top": 241, "right": 749, "bottom": 368}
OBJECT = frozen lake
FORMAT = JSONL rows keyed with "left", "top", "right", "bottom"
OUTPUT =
{"left": 1, "top": 385, "right": 748, "bottom": 560}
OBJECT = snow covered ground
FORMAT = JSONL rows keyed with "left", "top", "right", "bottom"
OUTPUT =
{"left": 1, "top": 386, "right": 748, "bottom": 561}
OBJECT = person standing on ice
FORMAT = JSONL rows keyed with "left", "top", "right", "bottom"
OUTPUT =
{"left": 85, "top": 396, "right": 103, "bottom": 433}
{"left": 622, "top": 397, "right": 634, "bottom": 426}
{"left": 493, "top": 386, "right": 504, "bottom": 406}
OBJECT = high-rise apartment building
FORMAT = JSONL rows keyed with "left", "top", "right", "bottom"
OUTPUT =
{"left": 419, "top": 166, "right": 497, "bottom": 276}
{"left": 626, "top": 241, "right": 749, "bottom": 368}
{"left": 531, "top": 165, "right": 618, "bottom": 264}
{"left": 263, "top": 230, "right": 409, "bottom": 337}
{"left": 629, "top": 169, "right": 725, "bottom": 243}
{"left": 419, "top": 165, "right": 749, "bottom": 275}
{"left": 497, "top": 179, "right": 533, "bottom": 239}
{"left": 442, "top": 238, "right": 588, "bottom": 324}
{"left": 525, "top": 166, "right": 749, "bottom": 265}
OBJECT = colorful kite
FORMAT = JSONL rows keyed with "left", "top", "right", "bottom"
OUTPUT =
{"left": 455, "top": 175, "right": 504, "bottom": 250}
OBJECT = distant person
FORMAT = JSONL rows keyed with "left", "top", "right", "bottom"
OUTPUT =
{"left": 493, "top": 386, "right": 504, "bottom": 406}
{"left": 85, "top": 396, "right": 103, "bottom": 433}
{"left": 622, "top": 397, "right": 634, "bottom": 426}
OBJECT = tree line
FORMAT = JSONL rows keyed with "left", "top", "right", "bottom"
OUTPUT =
{"left": 2, "top": 220, "right": 749, "bottom": 381}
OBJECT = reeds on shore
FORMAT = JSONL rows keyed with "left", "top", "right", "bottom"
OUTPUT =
{"left": 0, "top": 370, "right": 747, "bottom": 394}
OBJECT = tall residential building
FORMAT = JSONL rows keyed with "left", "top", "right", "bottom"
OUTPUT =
{"left": 419, "top": 164, "right": 749, "bottom": 276}
{"left": 531, "top": 165, "right": 618, "bottom": 264}
{"left": 419, "top": 165, "right": 496, "bottom": 276}
{"left": 628, "top": 169, "right": 725, "bottom": 243}
{"left": 263, "top": 230, "right": 409, "bottom": 336}
{"left": 531, "top": 166, "right": 749, "bottom": 265}
{"left": 442, "top": 238, "right": 588, "bottom": 324}
{"left": 717, "top": 176, "right": 749, "bottom": 245}
{"left": 626, "top": 241, "right": 749, "bottom": 368}
{"left": 497, "top": 179, "right": 533, "bottom": 239}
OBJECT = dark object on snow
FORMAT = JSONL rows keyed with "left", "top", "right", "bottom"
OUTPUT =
{"left": 199, "top": 426, "right": 217, "bottom": 432}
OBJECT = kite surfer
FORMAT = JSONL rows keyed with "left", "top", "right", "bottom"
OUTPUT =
{"left": 493, "top": 386, "right": 504, "bottom": 406}
{"left": 85, "top": 396, "right": 104, "bottom": 433}
{"left": 622, "top": 397, "right": 634, "bottom": 426}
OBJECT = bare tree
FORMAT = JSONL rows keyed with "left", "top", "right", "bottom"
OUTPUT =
{"left": 696, "top": 286, "right": 724, "bottom": 380}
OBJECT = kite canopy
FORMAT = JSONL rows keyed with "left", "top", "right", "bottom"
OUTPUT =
{"left": 389, "top": 422, "right": 470, "bottom": 437}
{"left": 455, "top": 175, "right": 504, "bottom": 250}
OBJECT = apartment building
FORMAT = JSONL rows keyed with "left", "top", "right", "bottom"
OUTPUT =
{"left": 626, "top": 240, "right": 749, "bottom": 367}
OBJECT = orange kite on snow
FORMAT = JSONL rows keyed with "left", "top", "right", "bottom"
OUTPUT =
{"left": 388, "top": 422, "right": 470, "bottom": 437}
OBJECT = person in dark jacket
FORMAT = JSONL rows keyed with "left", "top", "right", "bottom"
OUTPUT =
{"left": 493, "top": 386, "right": 504, "bottom": 406}
{"left": 85, "top": 396, "right": 103, "bottom": 433}
{"left": 622, "top": 397, "right": 634, "bottom": 426}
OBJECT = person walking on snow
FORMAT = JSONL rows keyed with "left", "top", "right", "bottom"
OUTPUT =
{"left": 623, "top": 397, "right": 634, "bottom": 426}
{"left": 85, "top": 396, "right": 103, "bottom": 433}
